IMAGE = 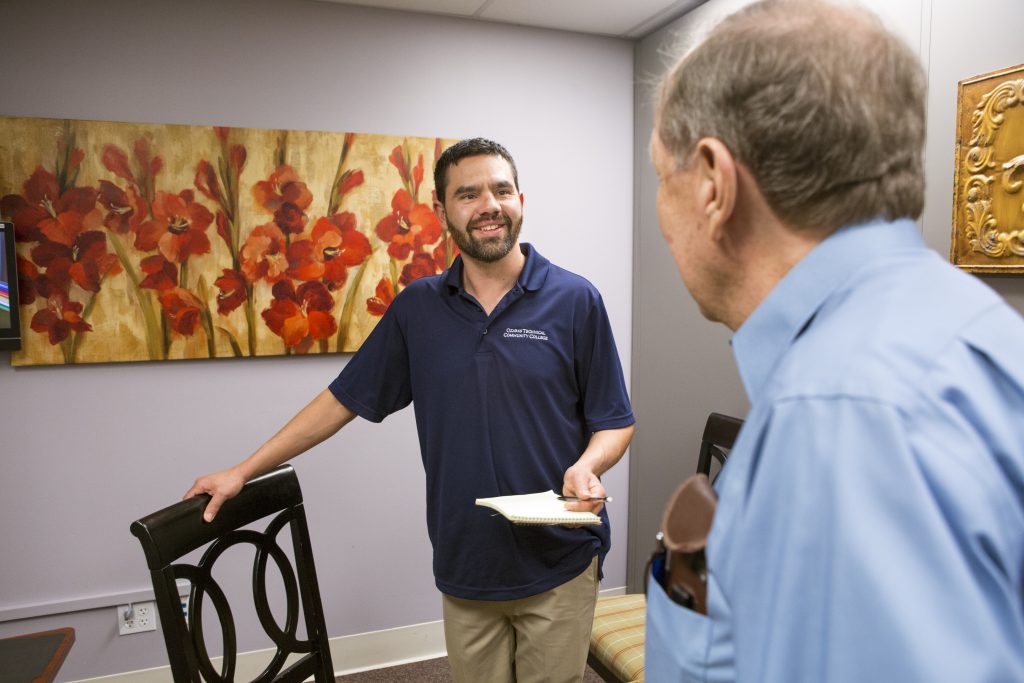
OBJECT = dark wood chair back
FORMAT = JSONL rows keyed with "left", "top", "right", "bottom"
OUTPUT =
{"left": 130, "top": 465, "right": 334, "bottom": 683}
{"left": 696, "top": 412, "right": 744, "bottom": 482}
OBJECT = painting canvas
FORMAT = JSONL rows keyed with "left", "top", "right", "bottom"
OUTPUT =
{"left": 0, "top": 116, "right": 458, "bottom": 365}
{"left": 951, "top": 63, "right": 1024, "bottom": 273}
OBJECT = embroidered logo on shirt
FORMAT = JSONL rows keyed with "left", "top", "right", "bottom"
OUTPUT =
{"left": 503, "top": 327, "right": 549, "bottom": 341}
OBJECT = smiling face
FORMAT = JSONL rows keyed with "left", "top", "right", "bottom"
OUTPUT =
{"left": 434, "top": 154, "right": 524, "bottom": 264}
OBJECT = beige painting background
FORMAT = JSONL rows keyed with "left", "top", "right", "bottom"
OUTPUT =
{"left": 0, "top": 116, "right": 457, "bottom": 365}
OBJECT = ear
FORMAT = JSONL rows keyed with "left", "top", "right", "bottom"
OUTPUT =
{"left": 693, "top": 138, "right": 737, "bottom": 243}
{"left": 432, "top": 189, "right": 447, "bottom": 223}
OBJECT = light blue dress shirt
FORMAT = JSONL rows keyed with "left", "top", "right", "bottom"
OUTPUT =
{"left": 646, "top": 219, "right": 1024, "bottom": 681}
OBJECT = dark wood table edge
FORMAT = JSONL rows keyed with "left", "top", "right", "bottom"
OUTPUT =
{"left": 3, "top": 627, "right": 75, "bottom": 683}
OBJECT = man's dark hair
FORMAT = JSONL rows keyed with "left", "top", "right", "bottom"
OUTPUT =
{"left": 433, "top": 138, "right": 519, "bottom": 203}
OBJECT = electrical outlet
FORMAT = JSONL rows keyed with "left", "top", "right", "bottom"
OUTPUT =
{"left": 117, "top": 601, "right": 157, "bottom": 635}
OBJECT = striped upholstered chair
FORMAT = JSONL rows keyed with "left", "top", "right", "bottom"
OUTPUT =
{"left": 588, "top": 593, "right": 646, "bottom": 682}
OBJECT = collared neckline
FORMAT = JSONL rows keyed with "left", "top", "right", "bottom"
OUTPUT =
{"left": 731, "top": 218, "right": 923, "bottom": 402}
{"left": 444, "top": 243, "right": 550, "bottom": 294}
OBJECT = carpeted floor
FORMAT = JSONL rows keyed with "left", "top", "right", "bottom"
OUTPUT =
{"left": 335, "top": 657, "right": 607, "bottom": 682}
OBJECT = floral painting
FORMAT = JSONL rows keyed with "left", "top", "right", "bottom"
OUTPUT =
{"left": 0, "top": 116, "right": 458, "bottom": 366}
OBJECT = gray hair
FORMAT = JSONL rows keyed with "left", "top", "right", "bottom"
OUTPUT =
{"left": 657, "top": 0, "right": 926, "bottom": 231}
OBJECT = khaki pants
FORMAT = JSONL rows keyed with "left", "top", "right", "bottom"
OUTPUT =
{"left": 442, "top": 557, "right": 599, "bottom": 683}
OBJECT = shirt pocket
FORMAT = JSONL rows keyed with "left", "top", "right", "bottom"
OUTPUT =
{"left": 646, "top": 566, "right": 712, "bottom": 682}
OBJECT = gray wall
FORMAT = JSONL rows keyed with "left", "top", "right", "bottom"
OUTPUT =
{"left": 0, "top": 1, "right": 634, "bottom": 679}
{"left": 627, "top": 0, "right": 751, "bottom": 593}
{"left": 627, "top": 0, "right": 1024, "bottom": 591}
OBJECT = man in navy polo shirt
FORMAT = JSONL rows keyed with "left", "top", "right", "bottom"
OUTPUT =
{"left": 186, "top": 138, "right": 635, "bottom": 682}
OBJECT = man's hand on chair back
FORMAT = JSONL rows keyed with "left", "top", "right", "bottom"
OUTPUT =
{"left": 184, "top": 466, "right": 247, "bottom": 522}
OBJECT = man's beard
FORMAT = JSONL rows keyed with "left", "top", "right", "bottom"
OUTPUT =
{"left": 447, "top": 213, "right": 522, "bottom": 263}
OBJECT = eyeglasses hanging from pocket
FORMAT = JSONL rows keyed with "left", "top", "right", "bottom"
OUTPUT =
{"left": 645, "top": 473, "right": 717, "bottom": 614}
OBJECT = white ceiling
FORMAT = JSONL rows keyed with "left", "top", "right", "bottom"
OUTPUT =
{"left": 314, "top": 0, "right": 708, "bottom": 39}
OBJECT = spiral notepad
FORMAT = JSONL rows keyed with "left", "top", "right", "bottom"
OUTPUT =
{"left": 475, "top": 490, "right": 603, "bottom": 526}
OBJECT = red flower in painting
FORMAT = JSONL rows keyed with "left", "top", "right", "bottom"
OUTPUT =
{"left": 0, "top": 167, "right": 98, "bottom": 243}
{"left": 389, "top": 146, "right": 411, "bottom": 184}
{"left": 287, "top": 213, "right": 371, "bottom": 289}
{"left": 240, "top": 223, "right": 289, "bottom": 284}
{"left": 136, "top": 190, "right": 214, "bottom": 262}
{"left": 273, "top": 203, "right": 308, "bottom": 234}
{"left": 229, "top": 145, "right": 247, "bottom": 174}
{"left": 102, "top": 140, "right": 163, "bottom": 197}
{"left": 195, "top": 143, "right": 246, "bottom": 252}
{"left": 33, "top": 203, "right": 101, "bottom": 247}
{"left": 253, "top": 165, "right": 314, "bottom": 235}
{"left": 193, "top": 160, "right": 223, "bottom": 204}
{"left": 101, "top": 145, "right": 137, "bottom": 185}
{"left": 262, "top": 280, "right": 337, "bottom": 353}
{"left": 337, "top": 169, "right": 364, "bottom": 199}
{"left": 366, "top": 277, "right": 395, "bottom": 317}
{"left": 138, "top": 255, "right": 178, "bottom": 291}
{"left": 433, "top": 240, "right": 457, "bottom": 270}
{"left": 387, "top": 145, "right": 424, "bottom": 190}
{"left": 159, "top": 287, "right": 205, "bottom": 336}
{"left": 30, "top": 295, "right": 92, "bottom": 345}
{"left": 374, "top": 189, "right": 443, "bottom": 261}
{"left": 214, "top": 213, "right": 232, "bottom": 251}
{"left": 31, "top": 256, "right": 77, "bottom": 301}
{"left": 30, "top": 229, "right": 121, "bottom": 294}
{"left": 399, "top": 253, "right": 439, "bottom": 287}
{"left": 17, "top": 256, "right": 40, "bottom": 305}
{"left": 212, "top": 127, "right": 246, "bottom": 175}
{"left": 214, "top": 268, "right": 248, "bottom": 315}
{"left": 97, "top": 180, "right": 148, "bottom": 235}
{"left": 132, "top": 139, "right": 163, "bottom": 182}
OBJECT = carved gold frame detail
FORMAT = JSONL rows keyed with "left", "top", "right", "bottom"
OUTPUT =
{"left": 951, "top": 63, "right": 1024, "bottom": 273}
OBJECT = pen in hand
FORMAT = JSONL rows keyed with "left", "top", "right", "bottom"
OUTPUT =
{"left": 558, "top": 495, "right": 613, "bottom": 503}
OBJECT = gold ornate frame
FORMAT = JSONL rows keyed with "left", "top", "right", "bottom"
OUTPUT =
{"left": 951, "top": 63, "right": 1024, "bottom": 273}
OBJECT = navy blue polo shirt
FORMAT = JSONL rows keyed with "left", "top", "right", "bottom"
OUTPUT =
{"left": 328, "top": 244, "right": 634, "bottom": 600}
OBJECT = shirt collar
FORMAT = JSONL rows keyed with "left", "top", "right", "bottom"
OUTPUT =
{"left": 731, "top": 218, "right": 923, "bottom": 402}
{"left": 444, "top": 242, "right": 550, "bottom": 293}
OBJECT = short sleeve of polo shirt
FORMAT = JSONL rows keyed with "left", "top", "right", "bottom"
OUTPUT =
{"left": 574, "top": 289, "right": 634, "bottom": 432}
{"left": 328, "top": 299, "right": 411, "bottom": 423}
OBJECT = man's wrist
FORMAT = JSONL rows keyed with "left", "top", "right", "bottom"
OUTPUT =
{"left": 573, "top": 451, "right": 606, "bottom": 478}
{"left": 234, "top": 460, "right": 260, "bottom": 483}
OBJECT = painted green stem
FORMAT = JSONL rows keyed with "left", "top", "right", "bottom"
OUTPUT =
{"left": 108, "top": 233, "right": 164, "bottom": 360}
{"left": 336, "top": 259, "right": 369, "bottom": 351}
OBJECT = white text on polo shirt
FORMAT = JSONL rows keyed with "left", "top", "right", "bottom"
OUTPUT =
{"left": 503, "top": 327, "right": 549, "bottom": 341}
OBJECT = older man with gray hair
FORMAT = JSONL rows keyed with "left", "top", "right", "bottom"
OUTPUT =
{"left": 647, "top": 0, "right": 1024, "bottom": 680}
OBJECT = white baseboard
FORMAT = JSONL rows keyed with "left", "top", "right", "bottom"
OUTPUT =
{"left": 71, "top": 585, "right": 627, "bottom": 682}
{"left": 330, "top": 618, "right": 448, "bottom": 675}
{"left": 600, "top": 585, "right": 626, "bottom": 598}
